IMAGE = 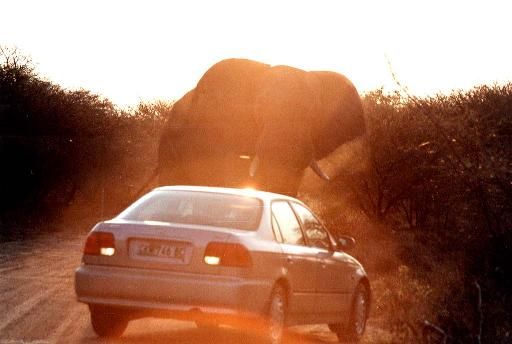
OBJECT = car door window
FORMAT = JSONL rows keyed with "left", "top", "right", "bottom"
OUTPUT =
{"left": 271, "top": 201, "right": 305, "bottom": 245}
{"left": 291, "top": 203, "right": 331, "bottom": 250}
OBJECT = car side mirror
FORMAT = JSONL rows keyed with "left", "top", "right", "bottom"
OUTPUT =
{"left": 337, "top": 235, "right": 356, "bottom": 251}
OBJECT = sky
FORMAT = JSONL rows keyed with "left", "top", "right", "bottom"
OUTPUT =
{"left": 1, "top": 0, "right": 511, "bottom": 107}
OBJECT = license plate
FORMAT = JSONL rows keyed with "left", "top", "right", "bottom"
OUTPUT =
{"left": 138, "top": 243, "right": 186, "bottom": 260}
{"left": 130, "top": 239, "right": 190, "bottom": 263}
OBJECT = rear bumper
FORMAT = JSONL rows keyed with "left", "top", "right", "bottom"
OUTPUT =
{"left": 75, "top": 264, "right": 273, "bottom": 319}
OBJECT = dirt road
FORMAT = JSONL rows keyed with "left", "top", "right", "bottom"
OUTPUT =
{"left": 0, "top": 232, "right": 380, "bottom": 344}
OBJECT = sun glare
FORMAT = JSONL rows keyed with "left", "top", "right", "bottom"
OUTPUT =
{"left": 2, "top": 0, "right": 511, "bottom": 105}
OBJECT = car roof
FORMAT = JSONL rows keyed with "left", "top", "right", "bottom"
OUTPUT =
{"left": 153, "top": 185, "right": 301, "bottom": 203}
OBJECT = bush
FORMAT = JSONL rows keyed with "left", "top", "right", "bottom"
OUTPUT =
{"left": 0, "top": 47, "right": 168, "bottom": 237}
{"left": 326, "top": 85, "right": 512, "bottom": 342}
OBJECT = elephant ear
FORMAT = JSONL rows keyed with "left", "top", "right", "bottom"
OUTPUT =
{"left": 162, "top": 88, "right": 195, "bottom": 135}
{"left": 309, "top": 71, "right": 365, "bottom": 159}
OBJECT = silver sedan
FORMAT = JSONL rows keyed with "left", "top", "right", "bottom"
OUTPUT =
{"left": 75, "top": 186, "right": 370, "bottom": 343}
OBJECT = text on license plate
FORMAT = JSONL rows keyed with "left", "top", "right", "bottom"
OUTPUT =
{"left": 137, "top": 242, "right": 187, "bottom": 260}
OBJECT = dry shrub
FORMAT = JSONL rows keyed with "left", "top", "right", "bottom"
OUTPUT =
{"left": 314, "top": 85, "right": 512, "bottom": 342}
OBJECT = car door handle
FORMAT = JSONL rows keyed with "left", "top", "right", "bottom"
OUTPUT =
{"left": 286, "top": 257, "right": 294, "bottom": 265}
{"left": 316, "top": 252, "right": 328, "bottom": 268}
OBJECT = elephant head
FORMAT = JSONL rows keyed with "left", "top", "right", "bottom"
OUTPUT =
{"left": 157, "top": 58, "right": 364, "bottom": 196}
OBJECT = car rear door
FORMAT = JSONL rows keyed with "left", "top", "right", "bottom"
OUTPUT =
{"left": 290, "top": 202, "right": 353, "bottom": 317}
{"left": 271, "top": 201, "right": 319, "bottom": 318}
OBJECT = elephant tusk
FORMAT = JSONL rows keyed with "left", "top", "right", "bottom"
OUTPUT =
{"left": 310, "top": 160, "right": 330, "bottom": 181}
{"left": 249, "top": 156, "right": 260, "bottom": 177}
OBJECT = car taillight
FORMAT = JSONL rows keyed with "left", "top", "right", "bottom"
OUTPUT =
{"left": 204, "top": 242, "right": 252, "bottom": 267}
{"left": 83, "top": 231, "right": 116, "bottom": 256}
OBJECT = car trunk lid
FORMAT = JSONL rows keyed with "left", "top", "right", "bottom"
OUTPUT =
{"left": 82, "top": 220, "right": 232, "bottom": 275}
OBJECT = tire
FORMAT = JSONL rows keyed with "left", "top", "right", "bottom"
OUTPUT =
{"left": 330, "top": 283, "right": 370, "bottom": 342}
{"left": 89, "top": 305, "right": 128, "bottom": 338}
{"left": 265, "top": 284, "right": 287, "bottom": 344}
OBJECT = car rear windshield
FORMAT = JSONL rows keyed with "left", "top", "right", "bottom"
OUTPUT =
{"left": 117, "top": 190, "right": 263, "bottom": 231}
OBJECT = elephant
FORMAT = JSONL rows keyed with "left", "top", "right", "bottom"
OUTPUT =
{"left": 157, "top": 58, "right": 365, "bottom": 196}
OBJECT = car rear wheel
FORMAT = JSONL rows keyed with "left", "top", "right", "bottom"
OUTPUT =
{"left": 89, "top": 305, "right": 128, "bottom": 338}
{"left": 330, "top": 283, "right": 369, "bottom": 342}
{"left": 265, "top": 285, "right": 286, "bottom": 344}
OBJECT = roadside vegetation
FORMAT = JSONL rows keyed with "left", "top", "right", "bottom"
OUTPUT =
{"left": 1, "top": 47, "right": 510, "bottom": 342}
{"left": 0, "top": 47, "right": 171, "bottom": 237}
{"left": 306, "top": 85, "right": 512, "bottom": 342}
